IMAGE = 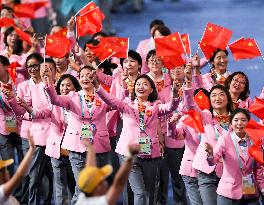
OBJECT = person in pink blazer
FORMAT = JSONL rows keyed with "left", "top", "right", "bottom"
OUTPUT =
{"left": 224, "top": 71, "right": 252, "bottom": 110}
{"left": 183, "top": 64, "right": 234, "bottom": 205}
{"left": 205, "top": 108, "right": 264, "bottom": 205}
{"left": 92, "top": 73, "right": 180, "bottom": 205}
{"left": 136, "top": 19, "right": 165, "bottom": 74}
{"left": 44, "top": 65, "right": 113, "bottom": 204}
{"left": 193, "top": 49, "right": 231, "bottom": 91}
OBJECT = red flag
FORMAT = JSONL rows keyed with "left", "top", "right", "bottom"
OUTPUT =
{"left": 52, "top": 27, "right": 67, "bottom": 38}
{"left": 13, "top": 1, "right": 47, "bottom": 18}
{"left": 229, "top": 38, "right": 261, "bottom": 60}
{"left": 199, "top": 23, "right": 233, "bottom": 59}
{"left": 0, "top": 17, "right": 15, "bottom": 27}
{"left": 45, "top": 35, "right": 71, "bottom": 58}
{"left": 79, "top": 2, "right": 105, "bottom": 20}
{"left": 14, "top": 27, "right": 32, "bottom": 45}
{"left": 244, "top": 119, "right": 264, "bottom": 146}
{"left": 87, "top": 37, "right": 128, "bottom": 61}
{"left": 155, "top": 32, "right": 185, "bottom": 57}
{"left": 76, "top": 7, "right": 103, "bottom": 37}
{"left": 7, "top": 62, "right": 21, "bottom": 84}
{"left": 194, "top": 90, "right": 210, "bottom": 111}
{"left": 180, "top": 34, "right": 191, "bottom": 54}
{"left": 249, "top": 145, "right": 263, "bottom": 164}
{"left": 249, "top": 97, "right": 264, "bottom": 120}
{"left": 160, "top": 54, "right": 186, "bottom": 70}
{"left": 183, "top": 109, "right": 205, "bottom": 133}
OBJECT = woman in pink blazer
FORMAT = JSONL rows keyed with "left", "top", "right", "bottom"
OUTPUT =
{"left": 224, "top": 71, "right": 252, "bottom": 109}
{"left": 92, "top": 73, "right": 180, "bottom": 205}
{"left": 183, "top": 64, "right": 234, "bottom": 205}
{"left": 44, "top": 66, "right": 113, "bottom": 204}
{"left": 205, "top": 108, "right": 264, "bottom": 205}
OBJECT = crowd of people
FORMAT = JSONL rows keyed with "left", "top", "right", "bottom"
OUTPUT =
{"left": 0, "top": 1, "right": 264, "bottom": 205}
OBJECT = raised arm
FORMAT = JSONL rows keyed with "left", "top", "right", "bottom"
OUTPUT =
{"left": 96, "top": 71, "right": 114, "bottom": 88}
{"left": 3, "top": 131, "right": 35, "bottom": 197}
{"left": 106, "top": 144, "right": 140, "bottom": 205}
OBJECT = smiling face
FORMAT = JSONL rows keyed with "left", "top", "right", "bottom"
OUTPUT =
{"left": 210, "top": 88, "right": 228, "bottom": 110}
{"left": 147, "top": 55, "right": 163, "bottom": 74}
{"left": 211, "top": 50, "right": 228, "bottom": 74}
{"left": 229, "top": 74, "right": 246, "bottom": 96}
{"left": 231, "top": 112, "right": 249, "bottom": 137}
{"left": 170, "top": 66, "right": 185, "bottom": 81}
{"left": 40, "top": 62, "right": 56, "bottom": 83}
{"left": 84, "top": 46, "right": 96, "bottom": 63}
{"left": 123, "top": 57, "right": 141, "bottom": 75}
{"left": 7, "top": 30, "right": 18, "bottom": 47}
{"left": 26, "top": 58, "right": 41, "bottom": 80}
{"left": 135, "top": 77, "right": 153, "bottom": 100}
{"left": 53, "top": 56, "right": 68, "bottom": 72}
{"left": 79, "top": 68, "right": 94, "bottom": 90}
{"left": 60, "top": 78, "right": 76, "bottom": 95}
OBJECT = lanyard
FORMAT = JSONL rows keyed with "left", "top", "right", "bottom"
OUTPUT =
{"left": 79, "top": 90, "right": 94, "bottom": 120}
{"left": 139, "top": 111, "right": 146, "bottom": 133}
{"left": 231, "top": 132, "right": 254, "bottom": 170}
{"left": 0, "top": 92, "right": 4, "bottom": 109}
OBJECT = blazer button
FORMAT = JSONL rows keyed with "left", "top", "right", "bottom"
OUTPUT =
{"left": 53, "top": 142, "right": 55, "bottom": 145}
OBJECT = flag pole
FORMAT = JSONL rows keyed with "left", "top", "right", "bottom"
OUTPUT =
{"left": 44, "top": 34, "right": 47, "bottom": 65}
{"left": 179, "top": 32, "right": 189, "bottom": 62}
{"left": 127, "top": 38, "right": 130, "bottom": 58}
{"left": 74, "top": 17, "right": 79, "bottom": 45}
{"left": 95, "top": 52, "right": 117, "bottom": 70}
{"left": 188, "top": 34, "right": 192, "bottom": 60}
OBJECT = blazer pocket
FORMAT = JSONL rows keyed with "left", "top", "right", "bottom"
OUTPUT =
{"left": 221, "top": 177, "right": 235, "bottom": 184}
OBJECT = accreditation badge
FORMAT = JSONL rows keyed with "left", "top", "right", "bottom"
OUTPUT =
{"left": 242, "top": 173, "right": 256, "bottom": 195}
{"left": 81, "top": 123, "right": 96, "bottom": 143}
{"left": 138, "top": 135, "right": 152, "bottom": 156}
{"left": 5, "top": 116, "right": 17, "bottom": 133}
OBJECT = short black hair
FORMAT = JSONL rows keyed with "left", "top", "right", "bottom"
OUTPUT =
{"left": 146, "top": 49, "right": 157, "bottom": 63}
{"left": 26, "top": 53, "right": 43, "bottom": 67}
{"left": 1, "top": 5, "right": 14, "bottom": 15}
{"left": 41, "top": 58, "right": 57, "bottom": 72}
{"left": 229, "top": 108, "right": 250, "bottom": 124}
{"left": 152, "top": 25, "right": 171, "bottom": 38}
{"left": 0, "top": 55, "right": 10, "bottom": 66}
{"left": 120, "top": 50, "right": 142, "bottom": 71}
{"left": 131, "top": 74, "right": 158, "bottom": 103}
{"left": 56, "top": 74, "right": 82, "bottom": 95}
{"left": 225, "top": 71, "right": 250, "bottom": 101}
{"left": 83, "top": 39, "right": 99, "bottom": 51}
{"left": 92, "top": 32, "right": 108, "bottom": 39}
{"left": 209, "top": 49, "right": 228, "bottom": 63}
{"left": 149, "top": 19, "right": 165, "bottom": 30}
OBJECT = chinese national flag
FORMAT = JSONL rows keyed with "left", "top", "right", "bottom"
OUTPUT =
{"left": 244, "top": 119, "right": 264, "bottom": 146}
{"left": 13, "top": 1, "right": 47, "bottom": 18}
{"left": 160, "top": 54, "right": 186, "bottom": 70}
{"left": 249, "top": 145, "right": 263, "bottom": 164}
{"left": 249, "top": 97, "right": 264, "bottom": 120}
{"left": 229, "top": 38, "right": 261, "bottom": 60}
{"left": 79, "top": 2, "right": 105, "bottom": 20}
{"left": 194, "top": 90, "right": 210, "bottom": 111}
{"left": 155, "top": 32, "right": 185, "bottom": 57}
{"left": 0, "top": 17, "right": 15, "bottom": 27}
{"left": 45, "top": 35, "right": 71, "bottom": 58}
{"left": 7, "top": 62, "right": 21, "bottom": 84}
{"left": 183, "top": 109, "right": 205, "bottom": 133}
{"left": 180, "top": 34, "right": 191, "bottom": 54}
{"left": 53, "top": 27, "right": 67, "bottom": 38}
{"left": 76, "top": 7, "right": 103, "bottom": 37}
{"left": 14, "top": 27, "right": 32, "bottom": 45}
{"left": 199, "top": 22, "right": 233, "bottom": 59}
{"left": 87, "top": 37, "right": 128, "bottom": 61}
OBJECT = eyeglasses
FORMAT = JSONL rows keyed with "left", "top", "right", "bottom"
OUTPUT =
{"left": 232, "top": 78, "right": 246, "bottom": 85}
{"left": 148, "top": 59, "right": 162, "bottom": 64}
{"left": 27, "top": 64, "right": 40, "bottom": 70}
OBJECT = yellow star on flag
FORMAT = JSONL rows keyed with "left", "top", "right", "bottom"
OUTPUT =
{"left": 248, "top": 42, "right": 253, "bottom": 47}
{"left": 208, "top": 26, "right": 213, "bottom": 32}
{"left": 89, "top": 5, "right": 95, "bottom": 9}
{"left": 120, "top": 40, "right": 126, "bottom": 46}
{"left": 48, "top": 39, "right": 53, "bottom": 43}
{"left": 108, "top": 48, "right": 113, "bottom": 53}
{"left": 182, "top": 37, "right": 186, "bottom": 42}
{"left": 198, "top": 95, "right": 203, "bottom": 100}
{"left": 172, "top": 37, "right": 176, "bottom": 41}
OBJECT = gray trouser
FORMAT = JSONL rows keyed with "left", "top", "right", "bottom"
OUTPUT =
{"left": 217, "top": 194, "right": 260, "bottom": 205}
{"left": 197, "top": 171, "right": 220, "bottom": 205}
{"left": 182, "top": 175, "right": 203, "bottom": 205}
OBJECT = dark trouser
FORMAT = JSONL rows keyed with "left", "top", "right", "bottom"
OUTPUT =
{"left": 164, "top": 147, "right": 188, "bottom": 205}
{"left": 217, "top": 194, "right": 260, "bottom": 205}
{"left": 0, "top": 132, "right": 23, "bottom": 201}
{"left": 182, "top": 175, "right": 203, "bottom": 205}
{"left": 51, "top": 156, "right": 75, "bottom": 205}
{"left": 109, "top": 137, "right": 120, "bottom": 185}
{"left": 96, "top": 152, "right": 112, "bottom": 184}
{"left": 197, "top": 171, "right": 220, "bottom": 205}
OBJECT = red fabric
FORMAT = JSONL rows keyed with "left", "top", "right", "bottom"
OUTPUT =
{"left": 45, "top": 35, "right": 71, "bottom": 58}
{"left": 14, "top": 27, "right": 32, "bottom": 45}
{"left": 76, "top": 7, "right": 103, "bottom": 37}
{"left": 229, "top": 38, "right": 261, "bottom": 60}
{"left": 160, "top": 54, "right": 186, "bottom": 70}
{"left": 199, "top": 22, "right": 233, "bottom": 60}
{"left": 79, "top": 2, "right": 105, "bottom": 20}
{"left": 155, "top": 32, "right": 185, "bottom": 56}
{"left": 248, "top": 145, "right": 263, "bottom": 164}
{"left": 87, "top": 37, "right": 128, "bottom": 61}
{"left": 180, "top": 33, "right": 191, "bottom": 54}
{"left": 244, "top": 119, "right": 264, "bottom": 146}
{"left": 7, "top": 62, "right": 21, "bottom": 84}
{"left": 249, "top": 97, "right": 264, "bottom": 120}
{"left": 183, "top": 109, "right": 205, "bottom": 133}
{"left": 52, "top": 27, "right": 67, "bottom": 38}
{"left": 194, "top": 90, "right": 210, "bottom": 111}
{"left": 14, "top": 1, "right": 47, "bottom": 18}
{"left": 0, "top": 17, "right": 15, "bottom": 27}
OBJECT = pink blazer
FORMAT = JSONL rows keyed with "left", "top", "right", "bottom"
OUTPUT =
{"left": 10, "top": 81, "right": 51, "bottom": 146}
{"left": 46, "top": 85, "right": 111, "bottom": 154}
{"left": 211, "top": 131, "right": 264, "bottom": 200}
{"left": 184, "top": 87, "right": 224, "bottom": 178}
{"left": 158, "top": 85, "right": 185, "bottom": 149}
{"left": 96, "top": 86, "right": 180, "bottom": 158}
